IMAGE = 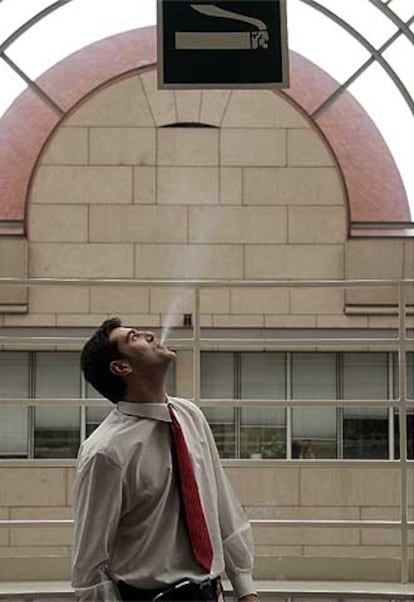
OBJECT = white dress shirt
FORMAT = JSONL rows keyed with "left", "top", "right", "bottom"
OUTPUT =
{"left": 72, "top": 396, "right": 255, "bottom": 601}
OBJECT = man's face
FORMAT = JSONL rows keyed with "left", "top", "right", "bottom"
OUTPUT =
{"left": 109, "top": 327, "right": 175, "bottom": 375}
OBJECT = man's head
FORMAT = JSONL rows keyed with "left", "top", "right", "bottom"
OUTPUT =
{"left": 81, "top": 317, "right": 175, "bottom": 403}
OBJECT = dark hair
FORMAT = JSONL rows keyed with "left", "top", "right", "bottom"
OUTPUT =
{"left": 81, "top": 317, "right": 126, "bottom": 403}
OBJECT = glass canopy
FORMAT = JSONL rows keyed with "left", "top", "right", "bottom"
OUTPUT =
{"left": 0, "top": 0, "right": 413, "bottom": 217}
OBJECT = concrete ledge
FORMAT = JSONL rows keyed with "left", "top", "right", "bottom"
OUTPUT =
{"left": 0, "top": 581, "right": 413, "bottom": 601}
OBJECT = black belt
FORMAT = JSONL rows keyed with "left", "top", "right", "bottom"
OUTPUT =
{"left": 117, "top": 576, "right": 222, "bottom": 602}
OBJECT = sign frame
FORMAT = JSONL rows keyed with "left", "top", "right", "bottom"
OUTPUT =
{"left": 157, "top": 0, "right": 290, "bottom": 89}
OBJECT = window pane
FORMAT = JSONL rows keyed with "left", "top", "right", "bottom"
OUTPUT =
{"left": 201, "top": 353, "right": 235, "bottom": 457}
{"left": 240, "top": 353, "right": 285, "bottom": 399}
{"left": 241, "top": 407, "right": 286, "bottom": 459}
{"left": 0, "top": 352, "right": 29, "bottom": 457}
{"left": 394, "top": 411, "right": 414, "bottom": 460}
{"left": 201, "top": 352, "right": 234, "bottom": 399}
{"left": 343, "top": 352, "right": 388, "bottom": 401}
{"left": 343, "top": 353, "right": 389, "bottom": 459}
{"left": 202, "top": 407, "right": 236, "bottom": 459}
{"left": 292, "top": 352, "right": 336, "bottom": 399}
{"left": 34, "top": 352, "right": 81, "bottom": 458}
{"left": 292, "top": 407, "right": 337, "bottom": 459}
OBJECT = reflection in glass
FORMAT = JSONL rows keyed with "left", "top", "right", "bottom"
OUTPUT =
{"left": 394, "top": 411, "right": 414, "bottom": 460}
{"left": 0, "top": 352, "right": 29, "bottom": 457}
{"left": 6, "top": 0, "right": 156, "bottom": 80}
{"left": 34, "top": 352, "right": 81, "bottom": 458}
{"left": 292, "top": 407, "right": 337, "bottom": 459}
{"left": 202, "top": 407, "right": 235, "bottom": 459}
{"left": 343, "top": 353, "right": 389, "bottom": 459}
{"left": 241, "top": 407, "right": 285, "bottom": 459}
{"left": 240, "top": 352, "right": 285, "bottom": 399}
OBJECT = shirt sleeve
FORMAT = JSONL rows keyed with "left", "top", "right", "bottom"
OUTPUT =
{"left": 202, "top": 417, "right": 256, "bottom": 600}
{"left": 71, "top": 451, "right": 123, "bottom": 602}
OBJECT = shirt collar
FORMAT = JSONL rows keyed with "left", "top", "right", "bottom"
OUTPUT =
{"left": 117, "top": 400, "right": 172, "bottom": 422}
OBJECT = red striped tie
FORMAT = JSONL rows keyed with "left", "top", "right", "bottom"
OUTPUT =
{"left": 168, "top": 404, "right": 214, "bottom": 572}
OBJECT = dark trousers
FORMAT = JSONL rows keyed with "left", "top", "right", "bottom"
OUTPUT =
{"left": 117, "top": 577, "right": 223, "bottom": 602}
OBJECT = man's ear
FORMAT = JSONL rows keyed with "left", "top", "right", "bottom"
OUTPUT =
{"left": 110, "top": 360, "right": 132, "bottom": 377}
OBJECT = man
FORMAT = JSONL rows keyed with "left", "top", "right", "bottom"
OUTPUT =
{"left": 72, "top": 317, "right": 257, "bottom": 602}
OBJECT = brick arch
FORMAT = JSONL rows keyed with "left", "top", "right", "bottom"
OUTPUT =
{"left": 0, "top": 25, "right": 409, "bottom": 236}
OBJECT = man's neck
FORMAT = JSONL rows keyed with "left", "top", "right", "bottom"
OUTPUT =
{"left": 124, "top": 379, "right": 168, "bottom": 404}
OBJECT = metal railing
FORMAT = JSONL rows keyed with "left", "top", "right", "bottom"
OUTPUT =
{"left": 0, "top": 277, "right": 413, "bottom": 584}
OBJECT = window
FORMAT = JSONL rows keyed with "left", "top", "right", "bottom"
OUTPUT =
{"left": 34, "top": 352, "right": 81, "bottom": 458}
{"left": 0, "top": 352, "right": 29, "bottom": 458}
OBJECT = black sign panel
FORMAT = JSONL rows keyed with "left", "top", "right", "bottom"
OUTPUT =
{"left": 157, "top": 0, "right": 289, "bottom": 88}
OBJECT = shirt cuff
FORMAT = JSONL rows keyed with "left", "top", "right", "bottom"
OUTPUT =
{"left": 229, "top": 573, "right": 257, "bottom": 600}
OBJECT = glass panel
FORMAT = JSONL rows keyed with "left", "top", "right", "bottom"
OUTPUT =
{"left": 201, "top": 352, "right": 234, "bottom": 399}
{"left": 201, "top": 353, "right": 235, "bottom": 458}
{"left": 202, "top": 407, "right": 235, "bottom": 459}
{"left": 287, "top": 0, "right": 371, "bottom": 84}
{"left": 318, "top": 0, "right": 398, "bottom": 47}
{"left": 0, "top": 0, "right": 54, "bottom": 42}
{"left": 408, "top": 351, "right": 414, "bottom": 400}
{"left": 343, "top": 353, "right": 389, "bottom": 459}
{"left": 34, "top": 352, "right": 81, "bottom": 458}
{"left": 389, "top": 0, "right": 414, "bottom": 21}
{"left": 241, "top": 407, "right": 286, "bottom": 459}
{"left": 292, "top": 407, "right": 337, "bottom": 459}
{"left": 6, "top": 0, "right": 156, "bottom": 80}
{"left": 343, "top": 352, "right": 388, "bottom": 400}
{"left": 240, "top": 352, "right": 285, "bottom": 399}
{"left": 394, "top": 411, "right": 414, "bottom": 460}
{"left": 348, "top": 61, "right": 414, "bottom": 214}
{"left": 0, "top": 352, "right": 29, "bottom": 457}
{"left": 292, "top": 352, "right": 336, "bottom": 399}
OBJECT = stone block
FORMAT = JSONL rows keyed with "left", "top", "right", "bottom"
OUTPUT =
{"left": 200, "top": 90, "right": 231, "bottom": 126}
{"left": 290, "top": 288, "right": 345, "bottom": 315}
{"left": 253, "top": 525, "right": 358, "bottom": 546}
{"left": 158, "top": 128, "right": 219, "bottom": 166}
{"left": 200, "top": 289, "right": 230, "bottom": 313}
{"left": 31, "top": 166, "right": 132, "bottom": 204}
{"left": 89, "top": 205, "right": 187, "bottom": 243}
{"left": 0, "top": 468, "right": 66, "bottom": 506}
{"left": 222, "top": 90, "right": 310, "bottom": 128}
{"left": 3, "top": 314, "right": 56, "bottom": 327}
{"left": 30, "top": 243, "right": 134, "bottom": 277}
{"left": 213, "top": 314, "right": 265, "bottom": 327}
{"left": 90, "top": 287, "right": 149, "bottom": 314}
{"left": 55, "top": 314, "right": 108, "bottom": 327}
{"left": 225, "top": 466, "right": 299, "bottom": 505}
{"left": 265, "top": 315, "right": 317, "bottom": 328}
{"left": 175, "top": 90, "right": 202, "bottom": 123}
{"left": 42, "top": 127, "right": 88, "bottom": 164}
{"left": 29, "top": 286, "right": 89, "bottom": 314}
{"left": 288, "top": 129, "right": 334, "bottom": 166}
{"left": 231, "top": 288, "right": 289, "bottom": 314}
{"left": 346, "top": 240, "right": 404, "bottom": 306}
{"left": 135, "top": 244, "right": 243, "bottom": 279}
{"left": 133, "top": 167, "right": 156, "bottom": 204}
{"left": 300, "top": 466, "right": 400, "bottom": 506}
{"left": 150, "top": 288, "right": 195, "bottom": 314}
{"left": 157, "top": 167, "right": 219, "bottom": 205}
{"left": 189, "top": 206, "right": 287, "bottom": 244}
{"left": 221, "top": 129, "right": 286, "bottom": 166}
{"left": 66, "top": 75, "right": 154, "bottom": 126}
{"left": 11, "top": 526, "right": 73, "bottom": 546}
{"left": 245, "top": 245, "right": 344, "bottom": 279}
{"left": 220, "top": 168, "right": 242, "bottom": 205}
{"left": 244, "top": 167, "right": 344, "bottom": 206}
{"left": 140, "top": 70, "right": 177, "bottom": 126}
{"left": 89, "top": 128, "right": 155, "bottom": 165}
{"left": 288, "top": 207, "right": 346, "bottom": 244}
{"left": 0, "top": 238, "right": 27, "bottom": 307}
{"left": 316, "top": 315, "right": 369, "bottom": 328}
{"left": 29, "top": 205, "right": 88, "bottom": 242}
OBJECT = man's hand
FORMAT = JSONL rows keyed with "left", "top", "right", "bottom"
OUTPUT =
{"left": 239, "top": 595, "right": 259, "bottom": 602}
